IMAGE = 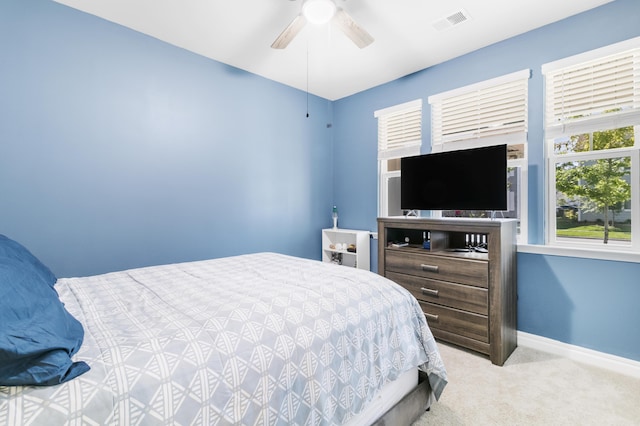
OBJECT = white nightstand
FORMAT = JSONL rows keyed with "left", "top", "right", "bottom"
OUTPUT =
{"left": 322, "top": 228, "right": 370, "bottom": 270}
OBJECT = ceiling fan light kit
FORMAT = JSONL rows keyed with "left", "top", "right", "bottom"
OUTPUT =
{"left": 302, "top": 0, "right": 336, "bottom": 25}
{"left": 271, "top": 0, "right": 374, "bottom": 50}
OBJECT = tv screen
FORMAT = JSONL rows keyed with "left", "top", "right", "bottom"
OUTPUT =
{"left": 401, "top": 144, "right": 507, "bottom": 211}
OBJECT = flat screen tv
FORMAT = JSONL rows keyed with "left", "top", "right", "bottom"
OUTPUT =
{"left": 401, "top": 144, "right": 507, "bottom": 211}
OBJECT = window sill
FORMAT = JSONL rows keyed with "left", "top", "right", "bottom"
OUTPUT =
{"left": 517, "top": 244, "right": 640, "bottom": 264}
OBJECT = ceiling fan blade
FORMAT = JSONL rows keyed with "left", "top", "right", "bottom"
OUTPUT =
{"left": 332, "top": 8, "right": 374, "bottom": 49}
{"left": 271, "top": 14, "right": 307, "bottom": 49}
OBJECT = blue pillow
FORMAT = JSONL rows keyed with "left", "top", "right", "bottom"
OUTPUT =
{"left": 0, "top": 235, "right": 90, "bottom": 386}
{"left": 0, "top": 234, "right": 57, "bottom": 288}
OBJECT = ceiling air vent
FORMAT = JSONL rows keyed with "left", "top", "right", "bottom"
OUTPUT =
{"left": 432, "top": 9, "right": 471, "bottom": 32}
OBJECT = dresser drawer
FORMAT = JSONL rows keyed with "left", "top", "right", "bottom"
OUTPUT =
{"left": 419, "top": 301, "right": 489, "bottom": 343}
{"left": 387, "top": 271, "right": 488, "bottom": 315}
{"left": 385, "top": 250, "right": 489, "bottom": 288}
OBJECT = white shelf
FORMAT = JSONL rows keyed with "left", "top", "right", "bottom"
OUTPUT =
{"left": 322, "top": 228, "right": 370, "bottom": 270}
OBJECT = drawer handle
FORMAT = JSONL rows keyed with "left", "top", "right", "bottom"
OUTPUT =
{"left": 420, "top": 264, "right": 439, "bottom": 273}
{"left": 420, "top": 287, "right": 439, "bottom": 297}
{"left": 425, "top": 313, "right": 439, "bottom": 321}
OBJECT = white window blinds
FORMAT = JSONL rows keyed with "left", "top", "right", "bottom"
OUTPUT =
{"left": 542, "top": 37, "right": 640, "bottom": 139}
{"left": 429, "top": 69, "right": 530, "bottom": 149}
{"left": 374, "top": 99, "right": 422, "bottom": 160}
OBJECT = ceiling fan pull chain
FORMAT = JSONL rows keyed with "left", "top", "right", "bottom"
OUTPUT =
{"left": 306, "top": 45, "right": 310, "bottom": 118}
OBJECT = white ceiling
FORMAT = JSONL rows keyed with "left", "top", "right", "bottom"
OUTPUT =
{"left": 53, "top": 0, "right": 614, "bottom": 101}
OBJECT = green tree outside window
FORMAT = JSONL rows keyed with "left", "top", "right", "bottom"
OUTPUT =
{"left": 555, "top": 126, "right": 633, "bottom": 244}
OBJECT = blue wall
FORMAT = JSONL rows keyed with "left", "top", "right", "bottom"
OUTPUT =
{"left": 0, "top": 0, "right": 334, "bottom": 277}
{"left": 333, "top": 0, "right": 640, "bottom": 361}
{"left": 1, "top": 0, "right": 639, "bottom": 362}
{"left": 517, "top": 253, "right": 639, "bottom": 360}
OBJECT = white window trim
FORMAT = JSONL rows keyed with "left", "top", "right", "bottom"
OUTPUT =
{"left": 375, "top": 99, "right": 423, "bottom": 217}
{"left": 509, "top": 156, "right": 528, "bottom": 242}
{"left": 429, "top": 70, "right": 530, "bottom": 243}
{"left": 543, "top": 37, "right": 640, "bottom": 253}
{"left": 518, "top": 243, "right": 640, "bottom": 264}
{"left": 378, "top": 168, "right": 401, "bottom": 218}
{"left": 546, "top": 133, "right": 640, "bottom": 252}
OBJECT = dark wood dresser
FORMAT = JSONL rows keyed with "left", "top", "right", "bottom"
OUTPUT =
{"left": 378, "top": 217, "right": 517, "bottom": 366}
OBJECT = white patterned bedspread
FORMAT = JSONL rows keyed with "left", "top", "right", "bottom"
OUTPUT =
{"left": 0, "top": 252, "right": 447, "bottom": 425}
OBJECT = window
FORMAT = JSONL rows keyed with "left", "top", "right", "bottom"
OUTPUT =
{"left": 543, "top": 37, "right": 640, "bottom": 251}
{"left": 428, "top": 70, "right": 530, "bottom": 242}
{"left": 375, "top": 99, "right": 422, "bottom": 217}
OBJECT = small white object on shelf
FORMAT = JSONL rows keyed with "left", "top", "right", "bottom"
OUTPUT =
{"left": 390, "top": 242, "right": 409, "bottom": 248}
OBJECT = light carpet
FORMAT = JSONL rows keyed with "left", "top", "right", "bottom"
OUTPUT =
{"left": 413, "top": 342, "right": 640, "bottom": 425}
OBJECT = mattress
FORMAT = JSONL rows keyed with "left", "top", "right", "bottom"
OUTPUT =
{"left": 0, "top": 252, "right": 447, "bottom": 425}
{"left": 344, "top": 367, "right": 418, "bottom": 426}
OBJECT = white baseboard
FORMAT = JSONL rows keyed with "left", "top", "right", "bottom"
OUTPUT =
{"left": 517, "top": 331, "right": 640, "bottom": 379}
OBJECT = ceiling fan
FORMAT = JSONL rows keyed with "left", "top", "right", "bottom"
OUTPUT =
{"left": 271, "top": 0, "right": 374, "bottom": 49}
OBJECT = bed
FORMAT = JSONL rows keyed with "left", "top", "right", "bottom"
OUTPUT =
{"left": 0, "top": 235, "right": 447, "bottom": 425}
